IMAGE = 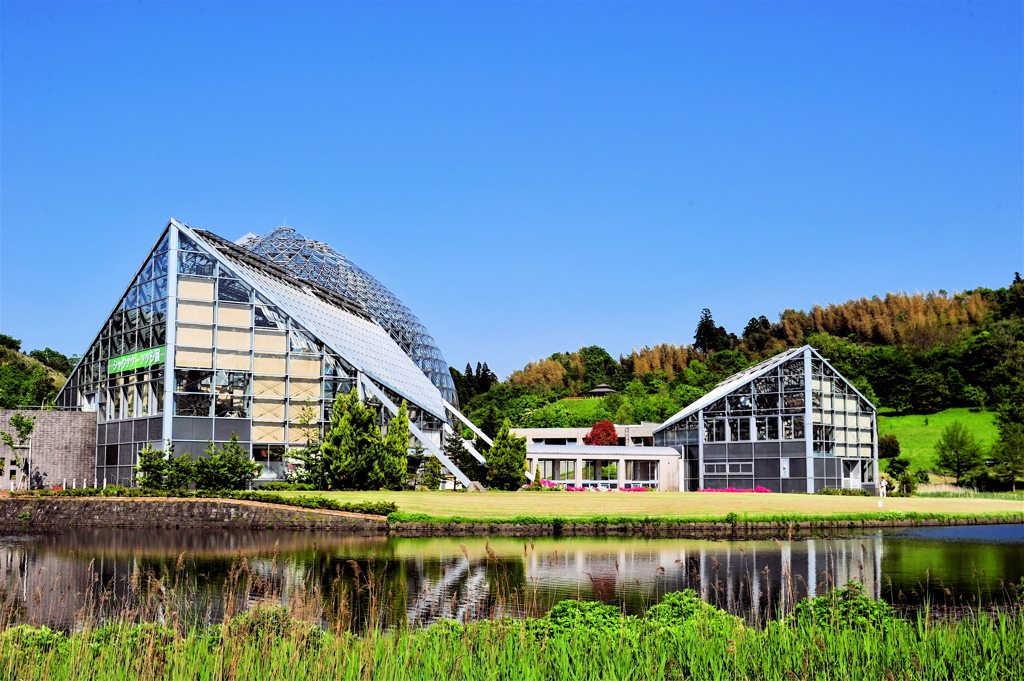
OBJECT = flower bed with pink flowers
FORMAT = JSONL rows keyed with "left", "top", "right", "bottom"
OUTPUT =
{"left": 698, "top": 486, "right": 773, "bottom": 493}
{"left": 533, "top": 480, "right": 656, "bottom": 492}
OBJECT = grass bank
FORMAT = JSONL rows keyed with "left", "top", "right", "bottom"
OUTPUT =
{"left": 282, "top": 489, "right": 1024, "bottom": 523}
{"left": 2, "top": 593, "right": 1021, "bottom": 681}
{"left": 878, "top": 407, "right": 999, "bottom": 472}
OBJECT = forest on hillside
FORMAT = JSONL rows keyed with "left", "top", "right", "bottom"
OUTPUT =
{"left": 3, "top": 276, "right": 1022, "bottom": 431}
{"left": 0, "top": 335, "right": 73, "bottom": 409}
{"left": 452, "top": 275, "right": 1024, "bottom": 435}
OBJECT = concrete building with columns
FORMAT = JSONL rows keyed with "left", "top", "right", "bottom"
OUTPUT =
{"left": 525, "top": 443, "right": 681, "bottom": 490}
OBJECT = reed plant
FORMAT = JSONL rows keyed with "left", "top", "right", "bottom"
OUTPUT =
{"left": 0, "top": 596, "right": 1020, "bottom": 680}
{"left": 2, "top": 538, "right": 1021, "bottom": 680}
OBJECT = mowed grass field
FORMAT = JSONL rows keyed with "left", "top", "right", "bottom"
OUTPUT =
{"left": 877, "top": 407, "right": 999, "bottom": 474}
{"left": 283, "top": 489, "right": 1023, "bottom": 521}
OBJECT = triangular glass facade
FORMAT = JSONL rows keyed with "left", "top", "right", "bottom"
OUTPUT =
{"left": 654, "top": 346, "right": 877, "bottom": 494}
{"left": 57, "top": 220, "right": 456, "bottom": 486}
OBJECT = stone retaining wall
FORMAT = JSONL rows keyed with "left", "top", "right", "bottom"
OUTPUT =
{"left": 389, "top": 515, "right": 1022, "bottom": 538}
{"left": 1, "top": 497, "right": 1019, "bottom": 538}
{"left": 0, "top": 497, "right": 388, "bottom": 532}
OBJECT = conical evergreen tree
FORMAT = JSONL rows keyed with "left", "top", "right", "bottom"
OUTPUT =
{"left": 485, "top": 419, "right": 527, "bottom": 491}
{"left": 377, "top": 400, "right": 410, "bottom": 490}
{"left": 444, "top": 430, "right": 485, "bottom": 482}
{"left": 322, "top": 390, "right": 382, "bottom": 489}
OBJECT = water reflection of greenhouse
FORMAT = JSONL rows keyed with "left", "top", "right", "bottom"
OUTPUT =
{"left": 1, "top": 531, "right": 899, "bottom": 630}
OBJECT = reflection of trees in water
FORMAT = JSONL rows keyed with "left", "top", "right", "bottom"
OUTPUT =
{"left": 3, "top": 529, "right": 1021, "bottom": 631}
{"left": 520, "top": 538, "right": 884, "bottom": 625}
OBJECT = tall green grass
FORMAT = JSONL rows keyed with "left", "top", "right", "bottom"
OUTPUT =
{"left": 1, "top": 601, "right": 1020, "bottom": 680}
{"left": 917, "top": 490, "right": 1024, "bottom": 501}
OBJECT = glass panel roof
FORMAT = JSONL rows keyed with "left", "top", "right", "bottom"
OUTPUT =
{"left": 239, "top": 226, "right": 457, "bottom": 405}
{"left": 188, "top": 224, "right": 447, "bottom": 420}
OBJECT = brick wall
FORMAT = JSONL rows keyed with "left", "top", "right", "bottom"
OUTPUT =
{"left": 0, "top": 410, "right": 96, "bottom": 490}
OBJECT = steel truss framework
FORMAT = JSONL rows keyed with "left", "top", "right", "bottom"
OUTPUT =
{"left": 56, "top": 220, "right": 484, "bottom": 487}
{"left": 239, "top": 226, "right": 458, "bottom": 405}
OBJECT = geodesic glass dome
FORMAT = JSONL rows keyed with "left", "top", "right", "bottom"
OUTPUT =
{"left": 239, "top": 226, "right": 458, "bottom": 405}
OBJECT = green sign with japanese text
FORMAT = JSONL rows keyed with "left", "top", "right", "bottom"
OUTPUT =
{"left": 108, "top": 347, "right": 166, "bottom": 374}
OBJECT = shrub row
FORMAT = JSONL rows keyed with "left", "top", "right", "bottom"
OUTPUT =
{"left": 8, "top": 487, "right": 397, "bottom": 517}
{"left": 818, "top": 488, "right": 872, "bottom": 497}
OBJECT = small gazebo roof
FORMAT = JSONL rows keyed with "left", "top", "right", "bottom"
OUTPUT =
{"left": 587, "top": 383, "right": 617, "bottom": 396}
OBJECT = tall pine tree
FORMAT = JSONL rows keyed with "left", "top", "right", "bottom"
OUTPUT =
{"left": 322, "top": 390, "right": 382, "bottom": 490}
{"left": 485, "top": 419, "right": 527, "bottom": 491}
{"left": 376, "top": 400, "right": 410, "bottom": 490}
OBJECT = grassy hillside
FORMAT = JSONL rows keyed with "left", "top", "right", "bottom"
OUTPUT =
{"left": 552, "top": 398, "right": 615, "bottom": 422}
{"left": 877, "top": 408, "right": 998, "bottom": 472}
{"left": 0, "top": 346, "right": 68, "bottom": 408}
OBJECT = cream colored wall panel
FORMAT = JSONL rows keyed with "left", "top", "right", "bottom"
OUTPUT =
{"left": 254, "top": 329, "right": 287, "bottom": 352}
{"left": 178, "top": 276, "right": 215, "bottom": 300}
{"left": 253, "top": 399, "right": 286, "bottom": 419}
{"left": 176, "top": 324, "right": 213, "bottom": 347}
{"left": 290, "top": 356, "right": 321, "bottom": 377}
{"left": 254, "top": 353, "right": 286, "bottom": 374}
{"left": 289, "top": 400, "right": 319, "bottom": 420}
{"left": 253, "top": 422, "right": 285, "bottom": 442}
{"left": 290, "top": 378, "right": 320, "bottom": 399}
{"left": 217, "top": 303, "right": 251, "bottom": 326}
{"left": 217, "top": 328, "right": 251, "bottom": 350}
{"left": 216, "top": 350, "right": 251, "bottom": 371}
{"left": 178, "top": 301, "right": 214, "bottom": 324}
{"left": 175, "top": 348, "right": 213, "bottom": 369}
{"left": 254, "top": 376, "right": 286, "bottom": 396}
{"left": 288, "top": 424, "right": 317, "bottom": 444}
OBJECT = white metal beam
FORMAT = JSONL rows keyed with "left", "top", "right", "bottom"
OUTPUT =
{"left": 361, "top": 378, "right": 472, "bottom": 488}
{"left": 442, "top": 400, "right": 533, "bottom": 482}
{"left": 442, "top": 422, "right": 487, "bottom": 465}
{"left": 443, "top": 399, "right": 493, "bottom": 447}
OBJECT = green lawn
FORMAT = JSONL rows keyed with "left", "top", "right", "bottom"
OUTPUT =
{"left": 281, "top": 489, "right": 1024, "bottom": 522}
{"left": 877, "top": 407, "right": 999, "bottom": 473}
{"left": 552, "top": 397, "right": 611, "bottom": 421}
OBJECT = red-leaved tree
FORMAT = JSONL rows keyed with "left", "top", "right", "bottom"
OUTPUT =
{"left": 583, "top": 421, "right": 618, "bottom": 446}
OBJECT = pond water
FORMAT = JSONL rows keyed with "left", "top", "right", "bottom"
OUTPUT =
{"left": 1, "top": 524, "right": 1021, "bottom": 631}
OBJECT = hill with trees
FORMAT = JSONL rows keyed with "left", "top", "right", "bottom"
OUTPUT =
{"left": 0, "top": 334, "right": 72, "bottom": 409}
{"left": 454, "top": 275, "right": 1024, "bottom": 437}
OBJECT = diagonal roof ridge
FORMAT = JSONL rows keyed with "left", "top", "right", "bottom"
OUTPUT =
{"left": 179, "top": 221, "right": 447, "bottom": 421}
{"left": 654, "top": 346, "right": 808, "bottom": 433}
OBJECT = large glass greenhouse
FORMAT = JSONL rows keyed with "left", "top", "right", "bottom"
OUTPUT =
{"left": 55, "top": 220, "right": 483, "bottom": 487}
{"left": 654, "top": 346, "right": 879, "bottom": 493}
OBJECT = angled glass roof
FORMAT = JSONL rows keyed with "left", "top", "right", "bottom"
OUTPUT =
{"left": 188, "top": 224, "right": 448, "bottom": 420}
{"left": 655, "top": 346, "right": 807, "bottom": 433}
{"left": 239, "top": 226, "right": 458, "bottom": 405}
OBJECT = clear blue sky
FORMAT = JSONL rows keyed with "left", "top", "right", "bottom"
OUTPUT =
{"left": 2, "top": 1, "right": 1021, "bottom": 378}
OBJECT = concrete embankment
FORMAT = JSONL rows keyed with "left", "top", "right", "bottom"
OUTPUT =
{"left": 0, "top": 496, "right": 387, "bottom": 532}
{"left": 389, "top": 515, "right": 1023, "bottom": 539}
{"left": 1, "top": 496, "right": 1020, "bottom": 538}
